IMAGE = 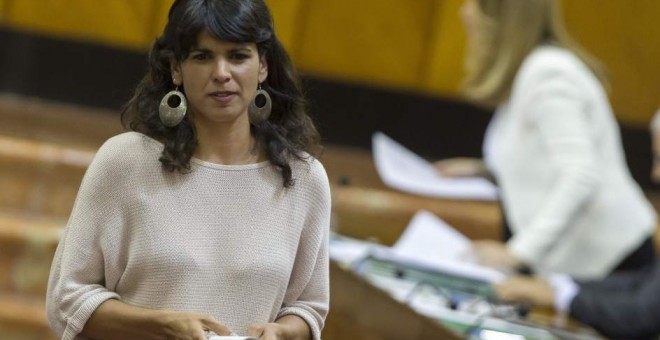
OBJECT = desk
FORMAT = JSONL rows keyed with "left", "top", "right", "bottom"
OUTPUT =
{"left": 321, "top": 146, "right": 601, "bottom": 338}
{"left": 323, "top": 261, "right": 460, "bottom": 340}
{"left": 323, "top": 247, "right": 601, "bottom": 340}
{"left": 322, "top": 146, "right": 502, "bottom": 243}
{"left": 324, "top": 185, "right": 601, "bottom": 339}
{"left": 332, "top": 186, "right": 501, "bottom": 245}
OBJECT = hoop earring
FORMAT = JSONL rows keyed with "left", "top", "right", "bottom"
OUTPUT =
{"left": 159, "top": 87, "right": 187, "bottom": 127}
{"left": 248, "top": 83, "right": 272, "bottom": 124}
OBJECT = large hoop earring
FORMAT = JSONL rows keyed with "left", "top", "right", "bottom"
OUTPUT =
{"left": 159, "top": 87, "right": 187, "bottom": 127}
{"left": 248, "top": 83, "right": 272, "bottom": 124}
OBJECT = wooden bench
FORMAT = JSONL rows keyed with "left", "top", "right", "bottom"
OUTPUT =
{"left": 0, "top": 293, "right": 56, "bottom": 340}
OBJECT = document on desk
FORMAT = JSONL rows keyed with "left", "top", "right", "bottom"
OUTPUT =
{"left": 391, "top": 210, "right": 506, "bottom": 283}
{"left": 372, "top": 132, "right": 498, "bottom": 201}
{"left": 329, "top": 233, "right": 380, "bottom": 264}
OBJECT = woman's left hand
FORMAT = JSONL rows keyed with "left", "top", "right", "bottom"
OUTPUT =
{"left": 247, "top": 314, "right": 311, "bottom": 340}
{"left": 246, "top": 322, "right": 286, "bottom": 340}
{"left": 471, "top": 240, "right": 522, "bottom": 271}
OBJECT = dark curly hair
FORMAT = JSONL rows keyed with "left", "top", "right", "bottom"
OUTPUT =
{"left": 121, "top": 0, "right": 320, "bottom": 187}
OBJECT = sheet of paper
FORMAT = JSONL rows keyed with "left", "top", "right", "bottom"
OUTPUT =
{"left": 390, "top": 211, "right": 506, "bottom": 283}
{"left": 372, "top": 132, "right": 498, "bottom": 201}
{"left": 329, "top": 234, "right": 381, "bottom": 264}
{"left": 392, "top": 210, "right": 471, "bottom": 262}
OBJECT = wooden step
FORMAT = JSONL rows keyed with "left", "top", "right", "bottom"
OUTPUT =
{"left": 319, "top": 145, "right": 388, "bottom": 190}
{"left": 0, "top": 135, "right": 92, "bottom": 217}
{"left": 0, "top": 293, "right": 56, "bottom": 340}
{"left": 0, "top": 211, "right": 65, "bottom": 298}
{"left": 0, "top": 133, "right": 94, "bottom": 167}
{"left": 0, "top": 93, "right": 122, "bottom": 149}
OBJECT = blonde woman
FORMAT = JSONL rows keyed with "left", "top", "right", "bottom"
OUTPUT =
{"left": 492, "top": 113, "right": 660, "bottom": 339}
{"left": 436, "top": 0, "right": 656, "bottom": 280}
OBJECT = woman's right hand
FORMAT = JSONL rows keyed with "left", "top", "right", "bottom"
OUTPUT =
{"left": 159, "top": 310, "right": 233, "bottom": 340}
{"left": 433, "top": 157, "right": 487, "bottom": 178}
{"left": 82, "top": 299, "right": 233, "bottom": 340}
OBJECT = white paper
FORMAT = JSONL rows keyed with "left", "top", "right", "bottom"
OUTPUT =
{"left": 372, "top": 132, "right": 498, "bottom": 201}
{"left": 389, "top": 211, "right": 506, "bottom": 283}
{"left": 329, "top": 233, "right": 388, "bottom": 264}
{"left": 329, "top": 236, "right": 372, "bottom": 264}
{"left": 392, "top": 210, "right": 471, "bottom": 262}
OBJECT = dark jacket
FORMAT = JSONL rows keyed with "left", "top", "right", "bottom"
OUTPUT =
{"left": 570, "top": 260, "right": 660, "bottom": 339}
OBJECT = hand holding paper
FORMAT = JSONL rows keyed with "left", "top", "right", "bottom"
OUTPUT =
{"left": 471, "top": 239, "right": 523, "bottom": 272}
{"left": 433, "top": 157, "right": 488, "bottom": 178}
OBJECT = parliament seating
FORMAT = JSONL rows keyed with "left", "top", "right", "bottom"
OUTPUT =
{"left": 0, "top": 93, "right": 657, "bottom": 338}
{"left": 0, "top": 94, "right": 123, "bottom": 339}
{"left": 0, "top": 93, "right": 494, "bottom": 338}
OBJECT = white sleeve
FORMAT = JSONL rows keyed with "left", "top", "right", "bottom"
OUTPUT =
{"left": 548, "top": 274, "right": 580, "bottom": 315}
{"left": 508, "top": 73, "right": 600, "bottom": 264}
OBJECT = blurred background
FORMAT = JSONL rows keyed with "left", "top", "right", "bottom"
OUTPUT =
{"left": 0, "top": 0, "right": 658, "bottom": 339}
{"left": 1, "top": 0, "right": 659, "bottom": 165}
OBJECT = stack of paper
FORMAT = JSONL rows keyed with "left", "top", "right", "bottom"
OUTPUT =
{"left": 391, "top": 210, "right": 505, "bottom": 283}
{"left": 328, "top": 210, "right": 506, "bottom": 283}
{"left": 372, "top": 132, "right": 498, "bottom": 201}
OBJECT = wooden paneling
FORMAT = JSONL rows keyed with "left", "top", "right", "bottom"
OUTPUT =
{"left": 264, "top": 0, "right": 304, "bottom": 58}
{"left": 0, "top": 0, "right": 7, "bottom": 21}
{"left": 296, "top": 0, "right": 436, "bottom": 90}
{"left": 0, "top": 0, "right": 658, "bottom": 125}
{"left": 151, "top": 0, "right": 174, "bottom": 45}
{"left": 151, "top": 0, "right": 304, "bottom": 58}
{"left": 333, "top": 187, "right": 501, "bottom": 246}
{"left": 424, "top": 0, "right": 467, "bottom": 96}
{"left": 563, "top": 0, "right": 660, "bottom": 125}
{"left": 3, "top": 0, "right": 159, "bottom": 49}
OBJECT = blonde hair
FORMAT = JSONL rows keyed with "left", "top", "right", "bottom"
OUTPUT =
{"left": 462, "top": 0, "right": 607, "bottom": 107}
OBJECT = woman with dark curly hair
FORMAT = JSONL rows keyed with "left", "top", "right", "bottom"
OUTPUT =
{"left": 46, "top": 1, "right": 330, "bottom": 339}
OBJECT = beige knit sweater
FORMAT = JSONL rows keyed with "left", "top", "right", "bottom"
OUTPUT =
{"left": 46, "top": 132, "right": 331, "bottom": 340}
